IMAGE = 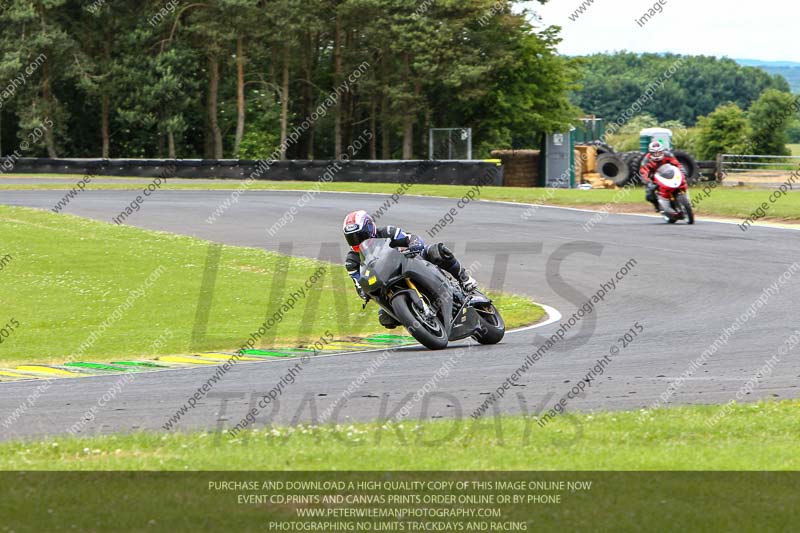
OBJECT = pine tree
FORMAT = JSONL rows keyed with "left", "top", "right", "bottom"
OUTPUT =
{"left": 0, "top": 0, "right": 78, "bottom": 157}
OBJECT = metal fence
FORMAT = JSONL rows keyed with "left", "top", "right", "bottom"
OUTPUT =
{"left": 429, "top": 128, "right": 472, "bottom": 160}
{"left": 719, "top": 154, "right": 800, "bottom": 187}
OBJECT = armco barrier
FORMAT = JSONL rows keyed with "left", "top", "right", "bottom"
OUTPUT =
{"left": 7, "top": 158, "right": 503, "bottom": 186}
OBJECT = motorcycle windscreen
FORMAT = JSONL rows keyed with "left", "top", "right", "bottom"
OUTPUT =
{"left": 654, "top": 164, "right": 684, "bottom": 189}
{"left": 358, "top": 237, "right": 391, "bottom": 260}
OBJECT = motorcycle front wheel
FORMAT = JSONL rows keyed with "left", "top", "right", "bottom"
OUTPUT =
{"left": 391, "top": 293, "right": 448, "bottom": 350}
{"left": 677, "top": 193, "right": 695, "bottom": 224}
{"left": 472, "top": 303, "right": 505, "bottom": 345}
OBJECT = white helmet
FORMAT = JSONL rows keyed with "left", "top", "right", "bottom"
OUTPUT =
{"left": 649, "top": 140, "right": 665, "bottom": 161}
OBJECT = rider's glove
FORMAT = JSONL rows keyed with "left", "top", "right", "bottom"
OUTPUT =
{"left": 356, "top": 285, "right": 368, "bottom": 301}
{"left": 350, "top": 273, "right": 368, "bottom": 301}
{"left": 408, "top": 236, "right": 425, "bottom": 254}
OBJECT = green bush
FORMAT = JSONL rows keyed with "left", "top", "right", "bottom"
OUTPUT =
{"left": 695, "top": 103, "right": 749, "bottom": 159}
{"left": 787, "top": 119, "right": 800, "bottom": 143}
{"left": 747, "top": 89, "right": 797, "bottom": 156}
{"left": 672, "top": 126, "right": 699, "bottom": 154}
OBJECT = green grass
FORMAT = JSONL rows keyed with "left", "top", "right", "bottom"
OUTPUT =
{"left": 1, "top": 399, "right": 797, "bottom": 470}
{"left": 1, "top": 401, "right": 797, "bottom": 530}
{"left": 4, "top": 174, "right": 800, "bottom": 222}
{"left": 0, "top": 205, "right": 543, "bottom": 366}
{"left": 789, "top": 143, "right": 800, "bottom": 156}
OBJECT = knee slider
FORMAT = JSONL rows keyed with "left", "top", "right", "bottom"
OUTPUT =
{"left": 426, "top": 243, "right": 452, "bottom": 265}
{"left": 433, "top": 242, "right": 456, "bottom": 263}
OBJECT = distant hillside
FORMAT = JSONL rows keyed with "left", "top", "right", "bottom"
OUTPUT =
{"left": 735, "top": 59, "right": 800, "bottom": 68}
{"left": 735, "top": 59, "right": 800, "bottom": 93}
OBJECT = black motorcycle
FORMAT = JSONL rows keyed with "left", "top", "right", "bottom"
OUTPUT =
{"left": 358, "top": 238, "right": 505, "bottom": 350}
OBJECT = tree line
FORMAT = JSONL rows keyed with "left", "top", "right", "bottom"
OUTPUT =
{"left": 571, "top": 52, "right": 791, "bottom": 127}
{"left": 0, "top": 0, "right": 579, "bottom": 161}
{"left": 693, "top": 90, "right": 799, "bottom": 159}
{"left": 574, "top": 52, "right": 800, "bottom": 158}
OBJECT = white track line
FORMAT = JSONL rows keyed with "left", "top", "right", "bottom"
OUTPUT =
{"left": 507, "top": 304, "right": 562, "bottom": 333}
{"left": 297, "top": 302, "right": 562, "bottom": 363}
{"left": 487, "top": 199, "right": 800, "bottom": 231}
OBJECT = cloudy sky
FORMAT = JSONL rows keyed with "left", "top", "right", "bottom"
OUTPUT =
{"left": 524, "top": 0, "right": 798, "bottom": 62}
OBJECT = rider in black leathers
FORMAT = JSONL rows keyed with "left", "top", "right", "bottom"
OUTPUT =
{"left": 342, "top": 210, "right": 477, "bottom": 328}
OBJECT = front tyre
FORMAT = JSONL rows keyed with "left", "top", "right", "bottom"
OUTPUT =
{"left": 472, "top": 303, "right": 505, "bottom": 345}
{"left": 678, "top": 193, "right": 695, "bottom": 224}
{"left": 391, "top": 293, "right": 448, "bottom": 350}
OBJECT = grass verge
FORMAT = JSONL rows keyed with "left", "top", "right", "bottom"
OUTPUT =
{"left": 0, "top": 205, "right": 543, "bottom": 366}
{"left": 1, "top": 399, "right": 797, "bottom": 470}
{"left": 3, "top": 175, "right": 799, "bottom": 222}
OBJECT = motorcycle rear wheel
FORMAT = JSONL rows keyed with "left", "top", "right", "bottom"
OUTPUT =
{"left": 391, "top": 293, "right": 448, "bottom": 350}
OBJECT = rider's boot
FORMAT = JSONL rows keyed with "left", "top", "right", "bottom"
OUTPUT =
{"left": 378, "top": 309, "right": 400, "bottom": 329}
{"left": 650, "top": 194, "right": 661, "bottom": 212}
{"left": 646, "top": 184, "right": 660, "bottom": 212}
{"left": 458, "top": 269, "right": 478, "bottom": 293}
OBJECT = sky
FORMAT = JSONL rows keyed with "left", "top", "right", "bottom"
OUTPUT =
{"left": 523, "top": 0, "right": 799, "bottom": 62}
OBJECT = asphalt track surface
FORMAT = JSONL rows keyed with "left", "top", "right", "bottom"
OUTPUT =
{"left": 1, "top": 189, "right": 799, "bottom": 441}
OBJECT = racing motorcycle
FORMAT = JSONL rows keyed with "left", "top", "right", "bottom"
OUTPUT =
{"left": 654, "top": 164, "right": 694, "bottom": 224}
{"left": 357, "top": 238, "right": 505, "bottom": 350}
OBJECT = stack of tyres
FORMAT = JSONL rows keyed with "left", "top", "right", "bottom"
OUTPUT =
{"left": 672, "top": 149, "right": 700, "bottom": 184}
{"left": 596, "top": 152, "right": 631, "bottom": 186}
{"left": 587, "top": 140, "right": 615, "bottom": 156}
{"left": 621, "top": 151, "right": 645, "bottom": 185}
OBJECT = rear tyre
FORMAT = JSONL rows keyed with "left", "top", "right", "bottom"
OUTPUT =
{"left": 678, "top": 193, "right": 695, "bottom": 224}
{"left": 673, "top": 150, "right": 699, "bottom": 184}
{"left": 391, "top": 293, "right": 448, "bottom": 350}
{"left": 472, "top": 303, "right": 505, "bottom": 345}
